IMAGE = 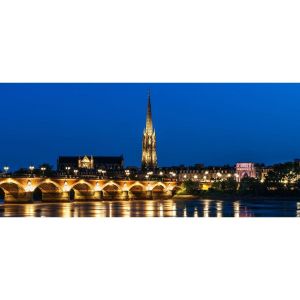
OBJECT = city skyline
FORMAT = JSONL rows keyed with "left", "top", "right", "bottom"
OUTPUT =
{"left": 1, "top": 83, "right": 300, "bottom": 170}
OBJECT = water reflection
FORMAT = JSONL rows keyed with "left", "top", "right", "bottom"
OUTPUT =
{"left": 203, "top": 200, "right": 210, "bottom": 217}
{"left": 194, "top": 207, "right": 198, "bottom": 218}
{"left": 216, "top": 201, "right": 223, "bottom": 218}
{"left": 234, "top": 201, "right": 240, "bottom": 218}
{"left": 0, "top": 198, "right": 299, "bottom": 217}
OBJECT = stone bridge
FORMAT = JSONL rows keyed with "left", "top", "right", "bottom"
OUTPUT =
{"left": 0, "top": 177, "right": 182, "bottom": 203}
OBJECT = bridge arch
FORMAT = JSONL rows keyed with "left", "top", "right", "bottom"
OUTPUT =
{"left": 151, "top": 182, "right": 167, "bottom": 192}
{"left": 70, "top": 181, "right": 94, "bottom": 201}
{"left": 0, "top": 180, "right": 25, "bottom": 193}
{"left": 0, "top": 180, "right": 25, "bottom": 202}
{"left": 32, "top": 181, "right": 63, "bottom": 202}
{"left": 102, "top": 181, "right": 122, "bottom": 200}
{"left": 102, "top": 181, "right": 122, "bottom": 192}
{"left": 128, "top": 182, "right": 146, "bottom": 192}
{"left": 70, "top": 180, "right": 94, "bottom": 191}
{"left": 35, "top": 180, "right": 62, "bottom": 192}
{"left": 168, "top": 185, "right": 182, "bottom": 192}
{"left": 170, "top": 185, "right": 183, "bottom": 196}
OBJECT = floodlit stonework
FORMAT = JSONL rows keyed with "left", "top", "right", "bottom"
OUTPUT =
{"left": 141, "top": 92, "right": 157, "bottom": 170}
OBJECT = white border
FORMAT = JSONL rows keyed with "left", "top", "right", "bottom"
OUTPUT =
{"left": 0, "top": 0, "right": 300, "bottom": 82}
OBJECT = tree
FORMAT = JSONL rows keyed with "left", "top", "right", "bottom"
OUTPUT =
{"left": 211, "top": 178, "right": 238, "bottom": 193}
{"left": 13, "top": 168, "right": 29, "bottom": 176}
{"left": 222, "top": 177, "right": 238, "bottom": 193}
{"left": 239, "top": 177, "right": 265, "bottom": 195}
{"left": 181, "top": 180, "right": 199, "bottom": 195}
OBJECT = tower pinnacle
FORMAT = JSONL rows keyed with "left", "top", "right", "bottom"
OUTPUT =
{"left": 146, "top": 90, "right": 153, "bottom": 133}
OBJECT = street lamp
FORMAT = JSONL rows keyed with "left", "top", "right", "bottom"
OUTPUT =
{"left": 74, "top": 169, "right": 79, "bottom": 177}
{"left": 41, "top": 167, "right": 46, "bottom": 177}
{"left": 147, "top": 171, "right": 153, "bottom": 180}
{"left": 98, "top": 169, "right": 106, "bottom": 179}
{"left": 125, "top": 169, "right": 131, "bottom": 179}
{"left": 3, "top": 166, "right": 9, "bottom": 175}
{"left": 29, "top": 166, "right": 35, "bottom": 177}
{"left": 170, "top": 172, "right": 176, "bottom": 178}
{"left": 65, "top": 166, "right": 71, "bottom": 177}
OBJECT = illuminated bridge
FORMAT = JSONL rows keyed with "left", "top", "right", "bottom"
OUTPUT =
{"left": 0, "top": 177, "right": 182, "bottom": 203}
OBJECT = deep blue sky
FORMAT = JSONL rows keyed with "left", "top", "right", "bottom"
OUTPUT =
{"left": 1, "top": 83, "right": 300, "bottom": 170}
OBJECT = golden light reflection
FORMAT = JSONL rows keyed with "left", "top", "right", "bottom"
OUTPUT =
{"left": 172, "top": 202, "right": 177, "bottom": 217}
{"left": 3, "top": 205, "right": 15, "bottom": 217}
{"left": 183, "top": 207, "right": 187, "bottom": 218}
{"left": 24, "top": 204, "right": 35, "bottom": 217}
{"left": 92, "top": 202, "right": 106, "bottom": 218}
{"left": 203, "top": 200, "right": 210, "bottom": 217}
{"left": 109, "top": 202, "right": 112, "bottom": 218}
{"left": 159, "top": 203, "right": 163, "bottom": 217}
{"left": 234, "top": 201, "right": 240, "bottom": 218}
{"left": 297, "top": 202, "right": 300, "bottom": 218}
{"left": 194, "top": 207, "right": 198, "bottom": 218}
{"left": 144, "top": 201, "right": 155, "bottom": 217}
{"left": 73, "top": 206, "right": 79, "bottom": 217}
{"left": 115, "top": 202, "right": 131, "bottom": 217}
{"left": 216, "top": 201, "right": 223, "bottom": 218}
{"left": 161, "top": 200, "right": 174, "bottom": 217}
{"left": 61, "top": 203, "right": 72, "bottom": 218}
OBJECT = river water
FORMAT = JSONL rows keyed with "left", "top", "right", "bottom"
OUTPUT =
{"left": 0, "top": 198, "right": 299, "bottom": 217}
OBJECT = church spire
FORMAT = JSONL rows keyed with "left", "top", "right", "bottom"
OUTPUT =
{"left": 142, "top": 90, "right": 158, "bottom": 170}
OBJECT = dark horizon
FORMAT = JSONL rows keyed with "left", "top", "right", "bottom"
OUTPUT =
{"left": 1, "top": 83, "right": 300, "bottom": 171}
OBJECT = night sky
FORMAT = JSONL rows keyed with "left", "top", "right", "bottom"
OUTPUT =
{"left": 1, "top": 83, "right": 300, "bottom": 170}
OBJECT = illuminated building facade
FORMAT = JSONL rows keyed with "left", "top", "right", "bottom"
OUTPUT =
{"left": 141, "top": 93, "right": 158, "bottom": 170}
{"left": 235, "top": 163, "right": 257, "bottom": 181}
{"left": 57, "top": 155, "right": 124, "bottom": 172}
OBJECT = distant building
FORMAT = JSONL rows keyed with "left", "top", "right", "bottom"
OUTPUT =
{"left": 57, "top": 155, "right": 124, "bottom": 172}
{"left": 235, "top": 163, "right": 257, "bottom": 181}
{"left": 177, "top": 166, "right": 236, "bottom": 183}
{"left": 260, "top": 166, "right": 274, "bottom": 182}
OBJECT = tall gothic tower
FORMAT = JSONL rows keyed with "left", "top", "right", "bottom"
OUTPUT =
{"left": 142, "top": 92, "right": 158, "bottom": 170}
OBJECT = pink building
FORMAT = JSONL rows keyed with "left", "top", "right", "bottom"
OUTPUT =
{"left": 235, "top": 163, "right": 257, "bottom": 182}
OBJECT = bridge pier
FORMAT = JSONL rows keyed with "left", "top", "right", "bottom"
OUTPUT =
{"left": 94, "top": 191, "right": 103, "bottom": 200}
{"left": 146, "top": 191, "right": 153, "bottom": 200}
{"left": 165, "top": 190, "right": 173, "bottom": 198}
{"left": 122, "top": 191, "right": 129, "bottom": 200}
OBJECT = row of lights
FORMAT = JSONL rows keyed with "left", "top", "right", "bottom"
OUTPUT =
{"left": 183, "top": 173, "right": 240, "bottom": 180}
{"left": 2, "top": 166, "right": 46, "bottom": 174}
